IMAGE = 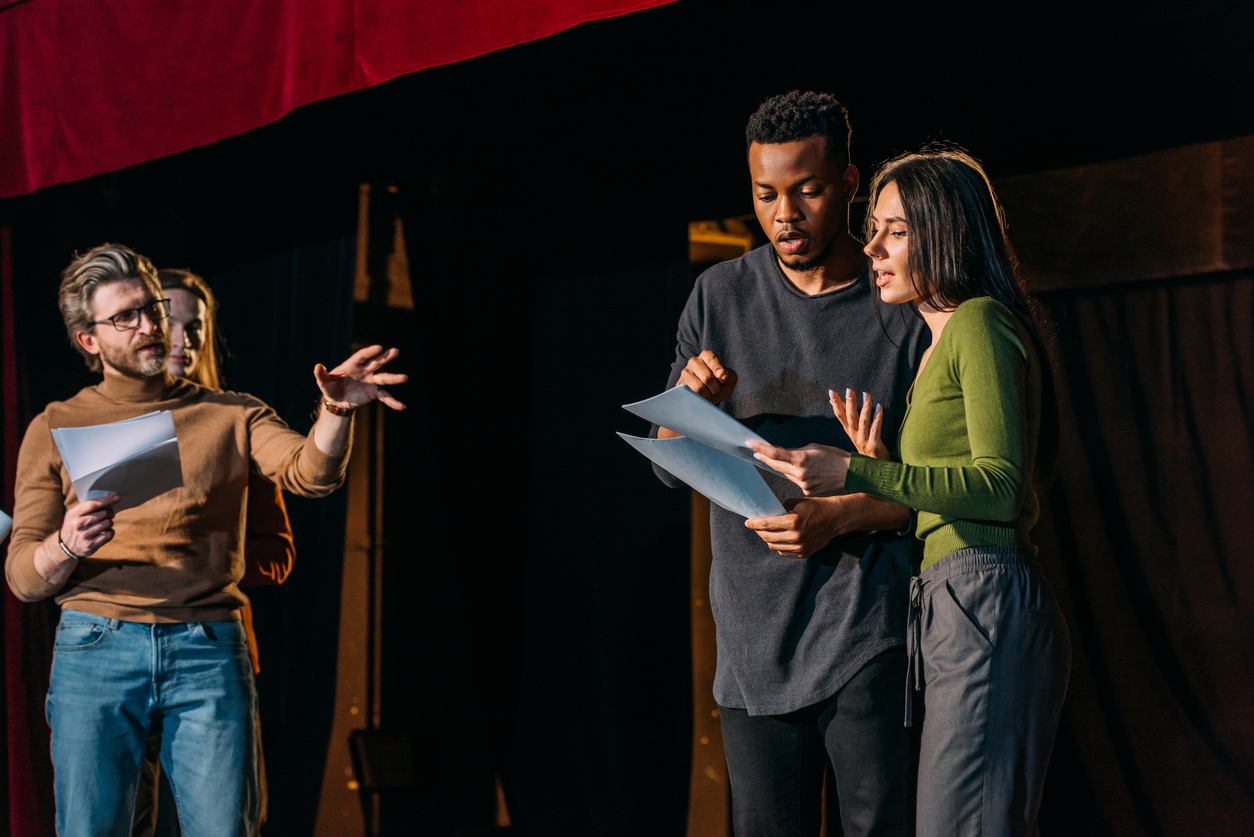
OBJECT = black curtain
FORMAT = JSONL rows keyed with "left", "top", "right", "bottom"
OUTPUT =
{"left": 208, "top": 238, "right": 357, "bottom": 837}
{"left": 366, "top": 151, "right": 696, "bottom": 832}
{"left": 1034, "top": 271, "right": 1254, "bottom": 835}
{"left": 507, "top": 258, "right": 694, "bottom": 836}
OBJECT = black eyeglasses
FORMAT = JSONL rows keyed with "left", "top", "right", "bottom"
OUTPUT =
{"left": 90, "top": 298, "right": 171, "bottom": 331}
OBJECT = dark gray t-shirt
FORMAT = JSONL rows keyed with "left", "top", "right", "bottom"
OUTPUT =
{"left": 656, "top": 244, "right": 928, "bottom": 715}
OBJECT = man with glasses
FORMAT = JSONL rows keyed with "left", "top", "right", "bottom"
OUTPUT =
{"left": 5, "top": 243, "right": 406, "bottom": 837}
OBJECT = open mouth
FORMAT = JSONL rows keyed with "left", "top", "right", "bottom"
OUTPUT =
{"left": 874, "top": 270, "right": 895, "bottom": 287}
{"left": 777, "top": 231, "right": 809, "bottom": 255}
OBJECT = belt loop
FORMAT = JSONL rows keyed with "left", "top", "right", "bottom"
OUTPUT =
{"left": 905, "top": 575, "right": 924, "bottom": 727}
{"left": 106, "top": 618, "right": 121, "bottom": 630}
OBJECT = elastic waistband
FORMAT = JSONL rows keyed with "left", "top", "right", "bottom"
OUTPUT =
{"left": 921, "top": 545, "right": 1040, "bottom": 583}
{"left": 905, "top": 545, "right": 1040, "bottom": 728}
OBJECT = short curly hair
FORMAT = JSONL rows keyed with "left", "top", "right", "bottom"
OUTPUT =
{"left": 745, "top": 90, "right": 851, "bottom": 169}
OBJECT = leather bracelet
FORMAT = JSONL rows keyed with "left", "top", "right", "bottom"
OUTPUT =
{"left": 322, "top": 399, "right": 356, "bottom": 417}
{"left": 57, "top": 532, "right": 84, "bottom": 562}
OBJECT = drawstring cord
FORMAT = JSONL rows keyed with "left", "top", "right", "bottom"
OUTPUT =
{"left": 905, "top": 575, "right": 924, "bottom": 727}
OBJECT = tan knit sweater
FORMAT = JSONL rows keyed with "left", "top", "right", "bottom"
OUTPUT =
{"left": 5, "top": 373, "right": 349, "bottom": 622}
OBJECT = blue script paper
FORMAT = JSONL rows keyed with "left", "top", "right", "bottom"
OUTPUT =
{"left": 622, "top": 384, "right": 775, "bottom": 471}
{"left": 619, "top": 385, "right": 786, "bottom": 519}
{"left": 616, "top": 433, "right": 785, "bottom": 519}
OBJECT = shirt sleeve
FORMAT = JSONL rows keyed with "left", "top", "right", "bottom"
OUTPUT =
{"left": 239, "top": 470, "right": 296, "bottom": 587}
{"left": 648, "top": 276, "right": 707, "bottom": 489}
{"left": 845, "top": 303, "right": 1031, "bottom": 522}
{"left": 241, "top": 396, "right": 351, "bottom": 499}
{"left": 5, "top": 414, "right": 71, "bottom": 602}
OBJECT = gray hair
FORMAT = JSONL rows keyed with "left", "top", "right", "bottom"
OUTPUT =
{"left": 58, "top": 243, "right": 161, "bottom": 372}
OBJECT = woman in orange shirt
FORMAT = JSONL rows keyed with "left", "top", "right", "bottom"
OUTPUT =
{"left": 132, "top": 268, "right": 295, "bottom": 837}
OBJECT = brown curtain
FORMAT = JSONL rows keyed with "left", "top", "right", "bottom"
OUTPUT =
{"left": 1034, "top": 273, "right": 1254, "bottom": 834}
{"left": 993, "top": 137, "right": 1254, "bottom": 834}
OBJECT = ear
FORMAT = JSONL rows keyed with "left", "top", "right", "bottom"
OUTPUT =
{"left": 842, "top": 164, "right": 860, "bottom": 203}
{"left": 74, "top": 329, "right": 101, "bottom": 357}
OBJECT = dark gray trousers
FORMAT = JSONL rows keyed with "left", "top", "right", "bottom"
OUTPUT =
{"left": 909, "top": 547, "right": 1071, "bottom": 837}
{"left": 719, "top": 647, "right": 912, "bottom": 837}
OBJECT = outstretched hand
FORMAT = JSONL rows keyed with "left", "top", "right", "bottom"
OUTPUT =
{"left": 830, "top": 388, "right": 890, "bottom": 460}
{"left": 746, "top": 440, "right": 850, "bottom": 496}
{"left": 314, "top": 345, "right": 407, "bottom": 411}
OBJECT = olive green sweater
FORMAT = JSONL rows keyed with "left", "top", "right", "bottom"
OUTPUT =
{"left": 845, "top": 297, "right": 1041, "bottom": 569}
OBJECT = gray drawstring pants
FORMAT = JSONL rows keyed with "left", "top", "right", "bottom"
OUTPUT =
{"left": 907, "top": 547, "right": 1071, "bottom": 837}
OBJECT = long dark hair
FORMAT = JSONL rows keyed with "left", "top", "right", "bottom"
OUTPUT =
{"left": 865, "top": 147, "right": 1059, "bottom": 487}
{"left": 158, "top": 268, "right": 225, "bottom": 391}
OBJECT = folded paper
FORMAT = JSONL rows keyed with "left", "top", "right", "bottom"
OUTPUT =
{"left": 51, "top": 411, "right": 184, "bottom": 513}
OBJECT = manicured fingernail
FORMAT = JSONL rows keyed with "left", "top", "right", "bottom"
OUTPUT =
{"left": 753, "top": 453, "right": 763, "bottom": 460}
{"left": 846, "top": 388, "right": 854, "bottom": 400}
{"left": 862, "top": 391, "right": 870, "bottom": 405}
{"left": 875, "top": 403, "right": 882, "bottom": 415}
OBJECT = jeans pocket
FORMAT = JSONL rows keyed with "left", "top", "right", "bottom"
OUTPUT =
{"left": 53, "top": 619, "right": 110, "bottom": 652}
{"left": 195, "top": 620, "right": 248, "bottom": 648}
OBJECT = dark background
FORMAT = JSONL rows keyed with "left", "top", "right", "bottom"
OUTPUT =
{"left": 4, "top": 2, "right": 1254, "bottom": 835}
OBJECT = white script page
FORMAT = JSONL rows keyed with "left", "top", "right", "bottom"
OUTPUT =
{"left": 51, "top": 412, "right": 183, "bottom": 512}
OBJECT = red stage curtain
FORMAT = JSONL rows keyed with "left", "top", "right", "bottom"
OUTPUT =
{"left": 1, "top": 225, "right": 56, "bottom": 837}
{"left": 0, "top": 0, "right": 676, "bottom": 198}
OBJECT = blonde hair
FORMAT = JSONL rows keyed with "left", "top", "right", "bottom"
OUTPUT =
{"left": 158, "top": 268, "right": 223, "bottom": 390}
{"left": 58, "top": 244, "right": 162, "bottom": 373}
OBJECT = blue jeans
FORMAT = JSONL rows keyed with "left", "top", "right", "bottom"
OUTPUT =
{"left": 46, "top": 611, "right": 259, "bottom": 837}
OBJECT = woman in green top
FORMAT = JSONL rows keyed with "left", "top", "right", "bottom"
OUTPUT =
{"left": 750, "top": 148, "right": 1070, "bottom": 837}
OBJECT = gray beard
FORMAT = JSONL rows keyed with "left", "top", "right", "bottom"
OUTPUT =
{"left": 101, "top": 340, "right": 170, "bottom": 379}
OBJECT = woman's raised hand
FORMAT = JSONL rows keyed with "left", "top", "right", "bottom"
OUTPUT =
{"left": 830, "top": 388, "right": 890, "bottom": 461}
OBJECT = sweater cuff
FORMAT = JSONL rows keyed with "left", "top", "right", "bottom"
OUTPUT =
{"left": 5, "top": 541, "right": 64, "bottom": 603}
{"left": 845, "top": 452, "right": 900, "bottom": 502}
{"left": 300, "top": 433, "right": 350, "bottom": 490}
{"left": 847, "top": 451, "right": 917, "bottom": 511}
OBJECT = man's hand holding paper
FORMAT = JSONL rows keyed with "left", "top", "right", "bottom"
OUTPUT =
{"left": 657, "top": 350, "right": 738, "bottom": 442}
{"left": 676, "top": 350, "right": 738, "bottom": 407}
{"left": 58, "top": 493, "right": 120, "bottom": 557}
{"left": 744, "top": 497, "right": 843, "bottom": 560}
{"left": 32, "top": 493, "right": 120, "bottom": 586}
